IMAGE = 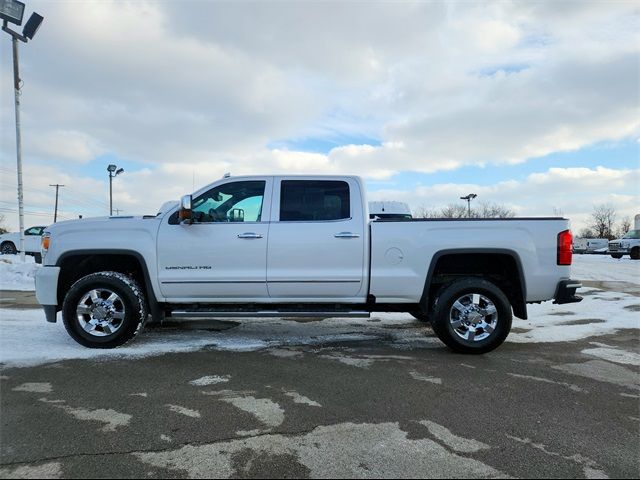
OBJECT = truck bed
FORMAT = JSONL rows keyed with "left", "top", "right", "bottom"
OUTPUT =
{"left": 369, "top": 217, "right": 571, "bottom": 304}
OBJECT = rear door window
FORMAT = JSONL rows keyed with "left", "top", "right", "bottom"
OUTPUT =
{"left": 279, "top": 181, "right": 350, "bottom": 221}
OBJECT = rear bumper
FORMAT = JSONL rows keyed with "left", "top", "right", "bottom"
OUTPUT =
{"left": 553, "top": 279, "right": 583, "bottom": 305}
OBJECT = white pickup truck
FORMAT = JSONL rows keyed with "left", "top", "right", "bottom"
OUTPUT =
{"left": 0, "top": 226, "right": 47, "bottom": 261}
{"left": 35, "top": 175, "right": 582, "bottom": 353}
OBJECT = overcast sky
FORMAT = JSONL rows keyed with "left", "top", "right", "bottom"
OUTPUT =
{"left": 0, "top": 0, "right": 638, "bottom": 232}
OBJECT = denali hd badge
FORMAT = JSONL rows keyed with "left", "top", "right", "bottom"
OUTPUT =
{"left": 165, "top": 265, "right": 212, "bottom": 270}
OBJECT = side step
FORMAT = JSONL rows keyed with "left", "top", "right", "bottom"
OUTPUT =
{"left": 170, "top": 310, "right": 371, "bottom": 319}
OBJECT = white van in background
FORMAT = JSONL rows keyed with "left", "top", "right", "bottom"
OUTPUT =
{"left": 573, "top": 238, "right": 608, "bottom": 254}
{"left": 369, "top": 201, "right": 412, "bottom": 220}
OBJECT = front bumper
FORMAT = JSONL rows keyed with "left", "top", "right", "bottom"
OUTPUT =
{"left": 553, "top": 279, "right": 583, "bottom": 305}
{"left": 35, "top": 266, "right": 60, "bottom": 323}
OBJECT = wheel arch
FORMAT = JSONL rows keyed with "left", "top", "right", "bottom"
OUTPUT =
{"left": 1, "top": 240, "right": 17, "bottom": 251}
{"left": 56, "top": 249, "right": 162, "bottom": 322}
{"left": 420, "top": 248, "right": 527, "bottom": 320}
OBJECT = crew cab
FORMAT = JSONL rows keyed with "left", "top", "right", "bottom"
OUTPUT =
{"left": 35, "top": 175, "right": 582, "bottom": 353}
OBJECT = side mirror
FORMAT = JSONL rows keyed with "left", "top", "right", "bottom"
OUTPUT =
{"left": 229, "top": 208, "right": 245, "bottom": 222}
{"left": 179, "top": 195, "right": 192, "bottom": 224}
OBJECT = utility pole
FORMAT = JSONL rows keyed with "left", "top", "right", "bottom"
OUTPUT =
{"left": 113, "top": 208, "right": 123, "bottom": 215}
{"left": 49, "top": 183, "right": 64, "bottom": 222}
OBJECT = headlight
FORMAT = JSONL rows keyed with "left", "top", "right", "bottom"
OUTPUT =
{"left": 621, "top": 242, "right": 630, "bottom": 249}
{"left": 41, "top": 232, "right": 51, "bottom": 257}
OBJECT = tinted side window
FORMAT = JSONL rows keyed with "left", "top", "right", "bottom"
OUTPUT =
{"left": 280, "top": 181, "right": 350, "bottom": 221}
{"left": 25, "top": 227, "right": 43, "bottom": 236}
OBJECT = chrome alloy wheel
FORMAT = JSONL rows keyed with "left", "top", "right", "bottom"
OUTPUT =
{"left": 76, "top": 288, "right": 126, "bottom": 337}
{"left": 449, "top": 293, "right": 498, "bottom": 342}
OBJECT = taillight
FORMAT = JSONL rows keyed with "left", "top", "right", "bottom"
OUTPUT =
{"left": 557, "top": 230, "right": 572, "bottom": 265}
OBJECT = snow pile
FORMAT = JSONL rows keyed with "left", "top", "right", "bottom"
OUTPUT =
{"left": 0, "top": 255, "right": 39, "bottom": 291}
{"left": 571, "top": 255, "right": 639, "bottom": 285}
{"left": 510, "top": 287, "right": 640, "bottom": 343}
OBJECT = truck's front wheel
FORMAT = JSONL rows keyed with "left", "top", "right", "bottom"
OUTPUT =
{"left": 1, "top": 242, "right": 17, "bottom": 255}
{"left": 431, "top": 278, "right": 512, "bottom": 354}
{"left": 62, "top": 271, "right": 147, "bottom": 348}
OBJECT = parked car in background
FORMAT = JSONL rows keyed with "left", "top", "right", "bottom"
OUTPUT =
{"left": 0, "top": 226, "right": 47, "bottom": 262}
{"left": 572, "top": 238, "right": 608, "bottom": 254}
{"left": 609, "top": 229, "right": 640, "bottom": 260}
{"left": 369, "top": 201, "right": 412, "bottom": 219}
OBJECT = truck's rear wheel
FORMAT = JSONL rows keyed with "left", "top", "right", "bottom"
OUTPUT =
{"left": 62, "top": 271, "right": 147, "bottom": 348}
{"left": 430, "top": 278, "right": 512, "bottom": 354}
{"left": 610, "top": 254, "right": 623, "bottom": 259}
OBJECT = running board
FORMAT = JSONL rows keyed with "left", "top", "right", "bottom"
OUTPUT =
{"left": 170, "top": 310, "right": 371, "bottom": 319}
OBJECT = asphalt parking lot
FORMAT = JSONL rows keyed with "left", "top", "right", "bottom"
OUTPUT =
{"left": 1, "top": 283, "right": 639, "bottom": 479}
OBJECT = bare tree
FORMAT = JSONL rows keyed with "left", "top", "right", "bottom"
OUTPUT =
{"left": 440, "top": 204, "right": 469, "bottom": 218}
{"left": 616, "top": 216, "right": 631, "bottom": 238}
{"left": 414, "top": 202, "right": 515, "bottom": 219}
{"left": 413, "top": 205, "right": 439, "bottom": 219}
{"left": 589, "top": 204, "right": 617, "bottom": 239}
{"left": 475, "top": 201, "right": 516, "bottom": 219}
{"left": 0, "top": 215, "right": 8, "bottom": 235}
{"left": 578, "top": 227, "right": 595, "bottom": 238}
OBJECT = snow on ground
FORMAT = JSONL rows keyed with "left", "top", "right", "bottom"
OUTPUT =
{"left": 510, "top": 287, "right": 639, "bottom": 343}
{"left": 0, "top": 255, "right": 638, "bottom": 368}
{"left": 0, "top": 309, "right": 432, "bottom": 368}
{"left": 0, "top": 255, "right": 39, "bottom": 291}
{"left": 571, "top": 254, "right": 639, "bottom": 285}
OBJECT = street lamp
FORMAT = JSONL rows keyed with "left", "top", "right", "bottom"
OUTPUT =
{"left": 460, "top": 193, "right": 477, "bottom": 218}
{"left": 2, "top": 0, "right": 44, "bottom": 262}
{"left": 107, "top": 164, "right": 124, "bottom": 216}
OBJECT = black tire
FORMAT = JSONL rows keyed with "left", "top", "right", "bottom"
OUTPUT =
{"left": 62, "top": 271, "right": 148, "bottom": 348}
{"left": 410, "top": 310, "right": 430, "bottom": 323}
{"left": 33, "top": 253, "right": 42, "bottom": 264}
{"left": 610, "top": 254, "right": 623, "bottom": 259}
{"left": 1, "top": 242, "right": 17, "bottom": 255}
{"left": 630, "top": 248, "right": 639, "bottom": 260}
{"left": 430, "top": 278, "right": 512, "bottom": 354}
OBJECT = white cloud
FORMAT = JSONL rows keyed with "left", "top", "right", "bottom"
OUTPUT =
{"left": 0, "top": 1, "right": 638, "bottom": 232}
{"left": 27, "top": 130, "right": 103, "bottom": 163}
{"left": 369, "top": 166, "right": 640, "bottom": 232}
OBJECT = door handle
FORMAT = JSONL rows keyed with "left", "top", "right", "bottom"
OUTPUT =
{"left": 334, "top": 232, "right": 360, "bottom": 239}
{"left": 238, "top": 233, "right": 263, "bottom": 239}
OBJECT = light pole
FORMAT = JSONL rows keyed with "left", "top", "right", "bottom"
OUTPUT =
{"left": 460, "top": 193, "right": 477, "bottom": 218}
{"left": 107, "top": 164, "right": 124, "bottom": 216}
{"left": 2, "top": 0, "right": 44, "bottom": 261}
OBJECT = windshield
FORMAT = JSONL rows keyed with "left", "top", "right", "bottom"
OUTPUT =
{"left": 622, "top": 230, "right": 640, "bottom": 239}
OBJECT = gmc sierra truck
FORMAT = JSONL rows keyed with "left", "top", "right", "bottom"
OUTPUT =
{"left": 35, "top": 175, "right": 582, "bottom": 353}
